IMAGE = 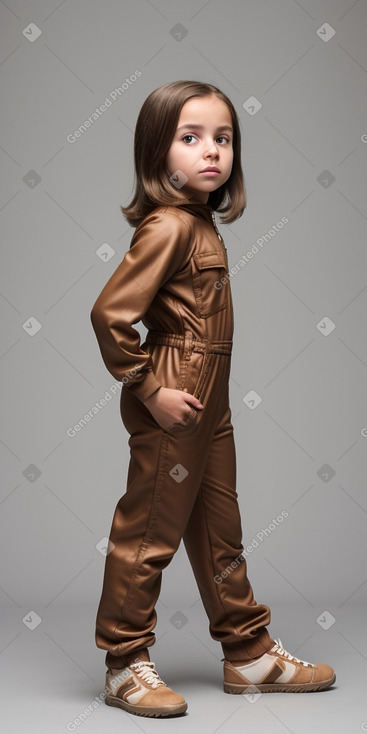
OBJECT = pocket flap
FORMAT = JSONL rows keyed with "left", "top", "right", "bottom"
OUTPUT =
{"left": 193, "top": 250, "right": 227, "bottom": 270}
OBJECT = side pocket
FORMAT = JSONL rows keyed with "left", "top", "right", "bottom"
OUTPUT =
{"left": 164, "top": 405, "right": 198, "bottom": 435}
{"left": 175, "top": 348, "right": 205, "bottom": 396}
{"left": 164, "top": 349, "right": 210, "bottom": 436}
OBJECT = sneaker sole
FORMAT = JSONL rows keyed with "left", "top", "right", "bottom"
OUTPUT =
{"left": 223, "top": 672, "right": 336, "bottom": 694}
{"left": 105, "top": 694, "right": 188, "bottom": 717}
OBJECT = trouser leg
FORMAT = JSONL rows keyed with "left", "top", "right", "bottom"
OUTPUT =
{"left": 183, "top": 390, "right": 275, "bottom": 661}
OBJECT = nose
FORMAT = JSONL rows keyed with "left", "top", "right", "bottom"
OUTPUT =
{"left": 204, "top": 141, "right": 220, "bottom": 159}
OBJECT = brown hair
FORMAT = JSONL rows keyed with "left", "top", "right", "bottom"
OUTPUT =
{"left": 121, "top": 80, "right": 247, "bottom": 227}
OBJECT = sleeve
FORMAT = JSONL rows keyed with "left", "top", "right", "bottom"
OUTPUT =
{"left": 90, "top": 210, "right": 191, "bottom": 403}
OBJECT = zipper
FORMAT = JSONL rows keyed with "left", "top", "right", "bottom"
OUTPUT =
{"left": 211, "top": 212, "right": 234, "bottom": 336}
{"left": 211, "top": 211, "right": 225, "bottom": 247}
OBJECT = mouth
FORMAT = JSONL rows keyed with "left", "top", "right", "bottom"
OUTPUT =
{"left": 199, "top": 167, "right": 221, "bottom": 174}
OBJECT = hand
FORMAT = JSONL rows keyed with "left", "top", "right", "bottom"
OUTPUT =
{"left": 144, "top": 386, "right": 204, "bottom": 431}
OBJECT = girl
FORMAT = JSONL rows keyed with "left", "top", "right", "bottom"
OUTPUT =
{"left": 90, "top": 80, "right": 335, "bottom": 718}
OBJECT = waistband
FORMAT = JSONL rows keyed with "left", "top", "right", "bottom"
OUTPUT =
{"left": 146, "top": 329, "right": 233, "bottom": 355}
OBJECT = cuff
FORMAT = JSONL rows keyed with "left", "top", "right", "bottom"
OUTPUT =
{"left": 221, "top": 628, "right": 275, "bottom": 662}
{"left": 125, "top": 370, "right": 162, "bottom": 403}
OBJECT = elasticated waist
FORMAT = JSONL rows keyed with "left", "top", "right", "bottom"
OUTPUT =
{"left": 146, "top": 329, "right": 232, "bottom": 355}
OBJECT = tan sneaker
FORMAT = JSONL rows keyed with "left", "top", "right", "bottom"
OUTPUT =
{"left": 105, "top": 660, "right": 187, "bottom": 717}
{"left": 223, "top": 637, "right": 336, "bottom": 693}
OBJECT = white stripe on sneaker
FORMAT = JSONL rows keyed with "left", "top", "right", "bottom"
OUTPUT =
{"left": 236, "top": 654, "right": 295, "bottom": 684}
{"left": 236, "top": 654, "right": 277, "bottom": 682}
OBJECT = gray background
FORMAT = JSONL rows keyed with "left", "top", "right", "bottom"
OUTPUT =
{"left": 1, "top": 0, "right": 366, "bottom": 732}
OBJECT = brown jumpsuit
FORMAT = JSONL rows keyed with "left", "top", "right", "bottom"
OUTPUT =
{"left": 90, "top": 201, "right": 275, "bottom": 669}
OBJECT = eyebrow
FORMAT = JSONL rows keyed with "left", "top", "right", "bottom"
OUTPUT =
{"left": 176, "top": 124, "right": 233, "bottom": 133}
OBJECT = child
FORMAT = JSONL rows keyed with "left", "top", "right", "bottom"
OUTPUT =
{"left": 90, "top": 80, "right": 336, "bottom": 718}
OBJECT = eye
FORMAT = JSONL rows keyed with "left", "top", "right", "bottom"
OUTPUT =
{"left": 182, "top": 134, "right": 196, "bottom": 144}
{"left": 217, "top": 135, "right": 231, "bottom": 144}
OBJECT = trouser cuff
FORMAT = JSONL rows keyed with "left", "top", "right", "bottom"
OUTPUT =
{"left": 221, "top": 627, "right": 276, "bottom": 662}
{"left": 105, "top": 645, "right": 151, "bottom": 670}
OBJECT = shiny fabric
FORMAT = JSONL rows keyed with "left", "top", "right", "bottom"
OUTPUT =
{"left": 90, "top": 202, "right": 275, "bottom": 666}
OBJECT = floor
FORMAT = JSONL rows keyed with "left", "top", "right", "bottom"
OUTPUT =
{"left": 1, "top": 601, "right": 365, "bottom": 733}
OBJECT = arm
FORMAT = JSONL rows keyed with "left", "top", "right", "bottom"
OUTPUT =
{"left": 90, "top": 211, "right": 191, "bottom": 403}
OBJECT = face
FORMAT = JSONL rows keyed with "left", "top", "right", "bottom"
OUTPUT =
{"left": 165, "top": 95, "right": 234, "bottom": 204}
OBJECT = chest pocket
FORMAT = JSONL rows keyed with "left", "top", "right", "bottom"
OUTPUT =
{"left": 192, "top": 250, "right": 228, "bottom": 318}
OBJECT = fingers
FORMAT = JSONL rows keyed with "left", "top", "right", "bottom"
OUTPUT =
{"left": 182, "top": 393, "right": 204, "bottom": 409}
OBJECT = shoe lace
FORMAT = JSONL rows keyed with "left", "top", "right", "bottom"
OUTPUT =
{"left": 271, "top": 637, "right": 315, "bottom": 668}
{"left": 130, "top": 661, "right": 167, "bottom": 688}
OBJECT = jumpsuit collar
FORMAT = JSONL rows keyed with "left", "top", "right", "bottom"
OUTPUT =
{"left": 175, "top": 201, "right": 215, "bottom": 224}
